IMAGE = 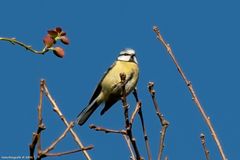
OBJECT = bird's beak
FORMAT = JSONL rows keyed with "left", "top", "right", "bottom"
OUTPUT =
{"left": 132, "top": 55, "right": 138, "bottom": 64}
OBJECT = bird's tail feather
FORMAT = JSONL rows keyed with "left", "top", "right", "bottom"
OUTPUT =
{"left": 76, "top": 99, "right": 99, "bottom": 126}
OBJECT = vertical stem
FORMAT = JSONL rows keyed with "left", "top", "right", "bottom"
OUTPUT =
{"left": 37, "top": 80, "right": 44, "bottom": 154}
{"left": 200, "top": 133, "right": 210, "bottom": 160}
{"left": 120, "top": 73, "right": 142, "bottom": 160}
{"left": 123, "top": 135, "right": 136, "bottom": 160}
{"left": 148, "top": 82, "right": 169, "bottom": 160}
{"left": 133, "top": 89, "right": 152, "bottom": 160}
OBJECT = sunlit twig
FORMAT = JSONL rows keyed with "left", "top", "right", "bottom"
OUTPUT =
{"left": 0, "top": 37, "right": 48, "bottom": 54}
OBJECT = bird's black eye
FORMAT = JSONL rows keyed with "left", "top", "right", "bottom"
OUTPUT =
{"left": 122, "top": 53, "right": 129, "bottom": 56}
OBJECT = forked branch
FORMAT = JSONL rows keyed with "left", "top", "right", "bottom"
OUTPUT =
{"left": 120, "top": 73, "right": 142, "bottom": 160}
{"left": 148, "top": 82, "right": 169, "bottom": 160}
{"left": 29, "top": 79, "right": 93, "bottom": 160}
{"left": 42, "top": 80, "right": 92, "bottom": 160}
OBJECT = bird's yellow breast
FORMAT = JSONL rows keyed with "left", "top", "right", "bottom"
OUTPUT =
{"left": 101, "top": 60, "right": 139, "bottom": 99}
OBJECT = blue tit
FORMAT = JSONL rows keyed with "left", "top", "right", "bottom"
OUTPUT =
{"left": 77, "top": 48, "right": 139, "bottom": 125}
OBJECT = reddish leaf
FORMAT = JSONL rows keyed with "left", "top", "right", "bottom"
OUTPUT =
{"left": 55, "top": 27, "right": 62, "bottom": 33}
{"left": 43, "top": 35, "right": 55, "bottom": 48}
{"left": 48, "top": 30, "right": 58, "bottom": 38}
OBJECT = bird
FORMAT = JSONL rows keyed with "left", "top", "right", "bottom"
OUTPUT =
{"left": 77, "top": 48, "right": 139, "bottom": 126}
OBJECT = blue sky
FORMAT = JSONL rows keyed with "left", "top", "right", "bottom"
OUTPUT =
{"left": 0, "top": 0, "right": 239, "bottom": 159}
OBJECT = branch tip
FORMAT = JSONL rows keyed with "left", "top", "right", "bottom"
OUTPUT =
{"left": 153, "top": 26, "right": 159, "bottom": 32}
{"left": 200, "top": 133, "right": 205, "bottom": 139}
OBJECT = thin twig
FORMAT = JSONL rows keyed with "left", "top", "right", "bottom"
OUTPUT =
{"left": 41, "top": 80, "right": 92, "bottom": 160}
{"left": 120, "top": 73, "right": 142, "bottom": 160}
{"left": 29, "top": 81, "right": 46, "bottom": 160}
{"left": 123, "top": 135, "right": 136, "bottom": 160}
{"left": 29, "top": 124, "right": 46, "bottom": 160}
{"left": 89, "top": 124, "right": 127, "bottom": 135}
{"left": 0, "top": 37, "right": 48, "bottom": 54}
{"left": 153, "top": 25, "right": 227, "bottom": 160}
{"left": 89, "top": 123, "right": 136, "bottom": 159}
{"left": 148, "top": 82, "right": 169, "bottom": 160}
{"left": 40, "top": 122, "right": 74, "bottom": 158}
{"left": 45, "top": 145, "right": 94, "bottom": 157}
{"left": 129, "top": 101, "right": 141, "bottom": 127}
{"left": 200, "top": 133, "right": 210, "bottom": 160}
{"left": 37, "top": 80, "right": 45, "bottom": 154}
{"left": 133, "top": 89, "right": 152, "bottom": 160}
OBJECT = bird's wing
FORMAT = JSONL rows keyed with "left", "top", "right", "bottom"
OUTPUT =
{"left": 88, "top": 61, "right": 117, "bottom": 104}
{"left": 100, "top": 70, "right": 135, "bottom": 115}
{"left": 100, "top": 93, "right": 119, "bottom": 115}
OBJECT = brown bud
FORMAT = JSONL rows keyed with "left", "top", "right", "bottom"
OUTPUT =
{"left": 60, "top": 36, "right": 70, "bottom": 45}
{"left": 53, "top": 47, "right": 64, "bottom": 58}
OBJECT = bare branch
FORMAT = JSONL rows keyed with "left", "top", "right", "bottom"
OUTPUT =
{"left": 45, "top": 145, "right": 94, "bottom": 157}
{"left": 148, "top": 82, "right": 169, "bottom": 160}
{"left": 153, "top": 25, "right": 227, "bottom": 160}
{"left": 89, "top": 123, "right": 136, "bottom": 160}
{"left": 29, "top": 80, "right": 46, "bottom": 160}
{"left": 120, "top": 73, "right": 143, "bottom": 160}
{"left": 41, "top": 122, "right": 74, "bottom": 157}
{"left": 89, "top": 124, "right": 127, "bottom": 135}
{"left": 129, "top": 101, "right": 141, "bottom": 127}
{"left": 41, "top": 80, "right": 92, "bottom": 160}
{"left": 29, "top": 124, "right": 46, "bottom": 160}
{"left": 200, "top": 133, "right": 210, "bottom": 160}
{"left": 123, "top": 135, "right": 136, "bottom": 160}
{"left": 37, "top": 80, "right": 45, "bottom": 154}
{"left": 0, "top": 37, "right": 48, "bottom": 55}
{"left": 133, "top": 89, "right": 152, "bottom": 160}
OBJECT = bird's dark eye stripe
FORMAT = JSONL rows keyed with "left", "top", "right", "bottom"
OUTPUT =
{"left": 122, "top": 53, "right": 135, "bottom": 56}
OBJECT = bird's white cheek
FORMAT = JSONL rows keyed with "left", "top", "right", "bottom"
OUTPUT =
{"left": 117, "top": 55, "right": 131, "bottom": 61}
